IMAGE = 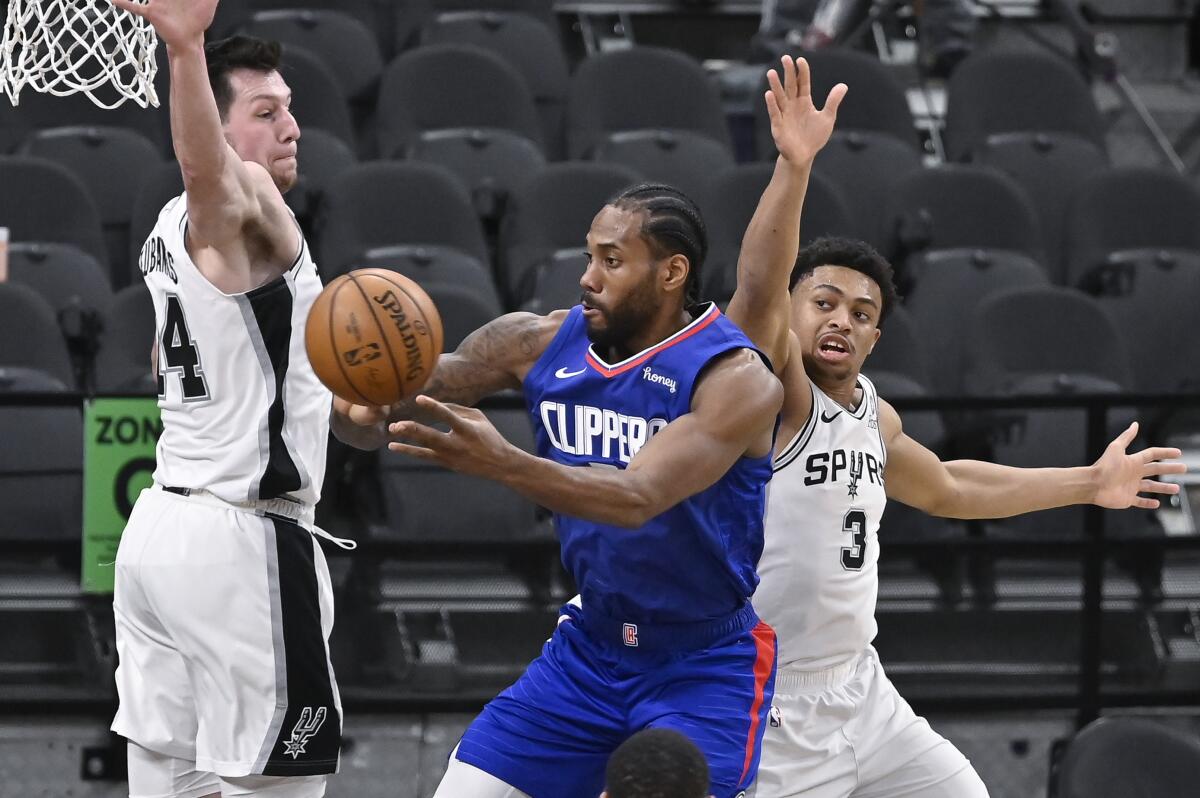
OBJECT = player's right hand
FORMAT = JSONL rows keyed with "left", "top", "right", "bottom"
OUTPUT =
{"left": 108, "top": 0, "right": 219, "bottom": 48}
{"left": 765, "top": 55, "right": 847, "bottom": 167}
{"left": 332, "top": 397, "right": 390, "bottom": 428}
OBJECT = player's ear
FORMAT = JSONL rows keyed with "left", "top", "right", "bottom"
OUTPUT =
{"left": 868, "top": 326, "right": 881, "bottom": 354}
{"left": 663, "top": 253, "right": 689, "bottom": 294}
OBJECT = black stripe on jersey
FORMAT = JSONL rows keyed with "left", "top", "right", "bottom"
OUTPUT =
{"left": 262, "top": 516, "right": 341, "bottom": 776}
{"left": 247, "top": 276, "right": 303, "bottom": 500}
{"left": 773, "top": 382, "right": 820, "bottom": 472}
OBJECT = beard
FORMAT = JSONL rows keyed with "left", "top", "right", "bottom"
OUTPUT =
{"left": 582, "top": 274, "right": 659, "bottom": 356}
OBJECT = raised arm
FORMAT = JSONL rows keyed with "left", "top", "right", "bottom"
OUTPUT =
{"left": 879, "top": 400, "right": 1186, "bottom": 519}
{"left": 331, "top": 311, "right": 566, "bottom": 450}
{"left": 387, "top": 349, "right": 783, "bottom": 528}
{"left": 111, "top": 0, "right": 298, "bottom": 284}
{"left": 725, "top": 55, "right": 845, "bottom": 373}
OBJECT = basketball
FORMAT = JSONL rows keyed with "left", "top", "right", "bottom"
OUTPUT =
{"left": 305, "top": 269, "right": 444, "bottom": 406}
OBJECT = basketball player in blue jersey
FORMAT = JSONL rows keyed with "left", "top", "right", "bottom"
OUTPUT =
{"left": 726, "top": 56, "right": 1187, "bottom": 798}
{"left": 335, "top": 186, "right": 784, "bottom": 797}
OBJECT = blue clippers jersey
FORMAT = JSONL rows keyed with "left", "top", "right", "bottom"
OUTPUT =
{"left": 523, "top": 303, "right": 775, "bottom": 625}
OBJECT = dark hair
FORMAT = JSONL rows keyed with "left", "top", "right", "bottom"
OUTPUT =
{"left": 204, "top": 35, "right": 283, "bottom": 120}
{"left": 605, "top": 728, "right": 710, "bottom": 798}
{"left": 609, "top": 183, "right": 708, "bottom": 307}
{"left": 790, "top": 236, "right": 900, "bottom": 323}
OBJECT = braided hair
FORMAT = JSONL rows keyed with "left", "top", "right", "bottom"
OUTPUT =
{"left": 609, "top": 183, "right": 708, "bottom": 307}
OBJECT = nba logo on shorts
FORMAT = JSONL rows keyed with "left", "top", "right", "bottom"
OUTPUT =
{"left": 622, "top": 623, "right": 639, "bottom": 647}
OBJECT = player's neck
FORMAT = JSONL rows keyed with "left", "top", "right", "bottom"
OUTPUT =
{"left": 815, "top": 373, "right": 862, "bottom": 412}
{"left": 605, "top": 306, "right": 694, "bottom": 362}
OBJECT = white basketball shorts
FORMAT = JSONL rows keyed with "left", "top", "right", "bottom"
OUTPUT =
{"left": 111, "top": 485, "right": 342, "bottom": 778}
{"left": 748, "top": 646, "right": 986, "bottom": 798}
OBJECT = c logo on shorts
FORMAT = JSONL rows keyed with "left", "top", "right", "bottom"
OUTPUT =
{"left": 622, "top": 623, "right": 639, "bottom": 647}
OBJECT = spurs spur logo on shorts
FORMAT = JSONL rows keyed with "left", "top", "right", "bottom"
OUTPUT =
{"left": 282, "top": 706, "right": 327, "bottom": 759}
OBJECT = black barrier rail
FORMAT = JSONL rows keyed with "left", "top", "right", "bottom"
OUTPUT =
{"left": 2, "top": 390, "right": 1199, "bottom": 725}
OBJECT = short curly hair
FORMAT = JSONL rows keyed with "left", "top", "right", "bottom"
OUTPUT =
{"left": 789, "top": 236, "right": 899, "bottom": 323}
{"left": 605, "top": 728, "right": 710, "bottom": 798}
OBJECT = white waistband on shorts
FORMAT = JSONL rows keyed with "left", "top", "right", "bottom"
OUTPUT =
{"left": 152, "top": 484, "right": 357, "bottom": 550}
{"left": 774, "top": 653, "right": 863, "bottom": 691}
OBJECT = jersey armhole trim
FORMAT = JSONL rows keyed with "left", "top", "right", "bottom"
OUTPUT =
{"left": 772, "top": 381, "right": 820, "bottom": 472}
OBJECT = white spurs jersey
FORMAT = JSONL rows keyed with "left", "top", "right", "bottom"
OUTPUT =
{"left": 139, "top": 194, "right": 330, "bottom": 506}
{"left": 754, "top": 375, "right": 888, "bottom": 670}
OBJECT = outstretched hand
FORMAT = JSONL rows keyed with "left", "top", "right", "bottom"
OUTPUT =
{"left": 107, "top": 0, "right": 219, "bottom": 48}
{"left": 387, "top": 395, "right": 516, "bottom": 478}
{"left": 765, "top": 55, "right": 847, "bottom": 166}
{"left": 1091, "top": 422, "right": 1186, "bottom": 510}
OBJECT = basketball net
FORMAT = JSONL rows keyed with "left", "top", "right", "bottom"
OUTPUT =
{"left": 1, "top": 0, "right": 159, "bottom": 109}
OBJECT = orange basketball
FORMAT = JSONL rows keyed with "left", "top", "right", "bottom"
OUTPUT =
{"left": 305, "top": 268, "right": 444, "bottom": 406}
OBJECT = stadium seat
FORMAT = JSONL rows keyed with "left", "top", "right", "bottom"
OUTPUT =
{"left": 279, "top": 45, "right": 355, "bottom": 147}
{"left": 566, "top": 46, "right": 731, "bottom": 160}
{"left": 1083, "top": 249, "right": 1200, "bottom": 393}
{"left": 317, "top": 161, "right": 489, "bottom": 276}
{"left": 240, "top": 10, "right": 383, "bottom": 102}
{"left": 288, "top": 127, "right": 359, "bottom": 228}
{"left": 812, "top": 131, "right": 923, "bottom": 252}
{"left": 756, "top": 48, "right": 919, "bottom": 158}
{"left": 421, "top": 10, "right": 569, "bottom": 158}
{"left": 95, "top": 284, "right": 157, "bottom": 394}
{"left": 407, "top": 130, "right": 547, "bottom": 224}
{"left": 976, "top": 133, "right": 1109, "bottom": 283}
{"left": 1051, "top": 717, "right": 1200, "bottom": 798}
{"left": 424, "top": 283, "right": 505, "bottom": 351}
{"left": 593, "top": 130, "right": 735, "bottom": 204}
{"left": 8, "top": 242, "right": 113, "bottom": 318}
{"left": 945, "top": 48, "right": 1106, "bottom": 162}
{"left": 882, "top": 165, "right": 1043, "bottom": 271}
{"left": 127, "top": 162, "right": 185, "bottom": 286}
{"left": 0, "top": 155, "right": 107, "bottom": 269}
{"left": 521, "top": 248, "right": 587, "bottom": 314}
{"left": 865, "top": 306, "right": 932, "bottom": 391}
{"left": 19, "top": 126, "right": 165, "bottom": 274}
{"left": 377, "top": 406, "right": 539, "bottom": 542}
{"left": 247, "top": 0, "right": 393, "bottom": 58}
{"left": 348, "top": 246, "right": 503, "bottom": 312}
{"left": 397, "top": 0, "right": 557, "bottom": 54}
{"left": 1064, "top": 166, "right": 1200, "bottom": 288}
{"left": 904, "top": 249, "right": 1049, "bottom": 396}
{"left": 376, "top": 44, "right": 543, "bottom": 160}
{"left": 0, "top": 405, "right": 83, "bottom": 543}
{"left": 702, "top": 165, "right": 853, "bottom": 301}
{"left": 0, "top": 87, "right": 168, "bottom": 155}
{"left": 0, "top": 282, "right": 75, "bottom": 389}
{"left": 500, "top": 162, "right": 640, "bottom": 304}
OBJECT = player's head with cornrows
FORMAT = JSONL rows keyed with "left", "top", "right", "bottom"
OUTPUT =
{"left": 204, "top": 35, "right": 300, "bottom": 192}
{"left": 602, "top": 728, "right": 713, "bottom": 798}
{"left": 581, "top": 183, "right": 708, "bottom": 352}
{"left": 788, "top": 236, "right": 900, "bottom": 383}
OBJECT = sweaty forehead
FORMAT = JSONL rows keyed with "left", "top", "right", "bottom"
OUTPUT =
{"left": 587, "top": 205, "right": 647, "bottom": 248}
{"left": 805, "top": 265, "right": 882, "bottom": 303}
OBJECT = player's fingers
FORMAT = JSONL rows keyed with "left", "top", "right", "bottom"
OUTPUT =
{"left": 107, "top": 0, "right": 149, "bottom": 17}
{"left": 764, "top": 90, "right": 782, "bottom": 127}
{"left": 796, "top": 56, "right": 811, "bottom": 99}
{"left": 386, "top": 441, "right": 439, "bottom": 461}
{"left": 766, "top": 68, "right": 785, "bottom": 106}
{"left": 1143, "top": 461, "right": 1187, "bottom": 477}
{"left": 413, "top": 394, "right": 464, "bottom": 427}
{"left": 781, "top": 54, "right": 796, "bottom": 98}
{"left": 1133, "top": 496, "right": 1160, "bottom": 510}
{"left": 1141, "top": 446, "right": 1184, "bottom": 464}
{"left": 823, "top": 82, "right": 848, "bottom": 117}
{"left": 1114, "top": 421, "right": 1138, "bottom": 448}
{"left": 388, "top": 419, "right": 445, "bottom": 447}
{"left": 348, "top": 404, "right": 389, "bottom": 426}
{"left": 1140, "top": 479, "right": 1180, "bottom": 495}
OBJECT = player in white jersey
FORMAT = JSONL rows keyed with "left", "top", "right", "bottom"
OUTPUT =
{"left": 108, "top": 1, "right": 360, "bottom": 795}
{"left": 726, "top": 56, "right": 1187, "bottom": 798}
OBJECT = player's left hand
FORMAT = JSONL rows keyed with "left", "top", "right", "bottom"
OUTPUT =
{"left": 1091, "top": 421, "right": 1186, "bottom": 509}
{"left": 765, "top": 55, "right": 847, "bottom": 167}
{"left": 387, "top": 395, "right": 516, "bottom": 478}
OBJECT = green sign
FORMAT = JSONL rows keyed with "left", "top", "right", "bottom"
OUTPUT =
{"left": 82, "top": 398, "right": 161, "bottom": 594}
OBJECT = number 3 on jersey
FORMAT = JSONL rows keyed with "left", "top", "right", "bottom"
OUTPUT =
{"left": 158, "top": 294, "right": 210, "bottom": 401}
{"left": 840, "top": 509, "right": 868, "bottom": 571}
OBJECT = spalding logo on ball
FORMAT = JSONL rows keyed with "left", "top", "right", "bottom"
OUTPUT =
{"left": 305, "top": 268, "right": 444, "bottom": 406}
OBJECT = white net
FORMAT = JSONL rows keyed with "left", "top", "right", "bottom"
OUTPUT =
{"left": 1, "top": 0, "right": 159, "bottom": 109}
